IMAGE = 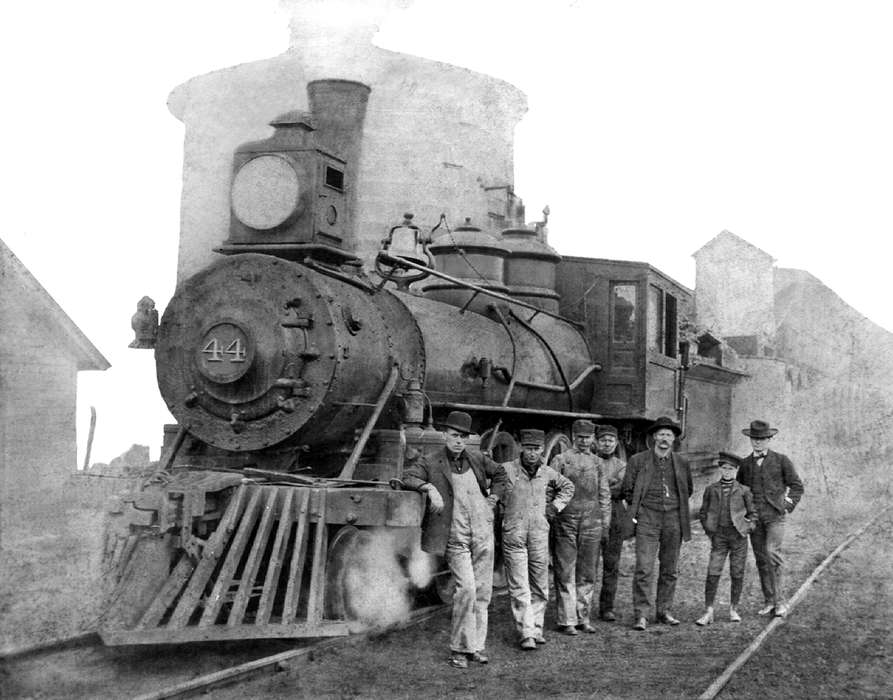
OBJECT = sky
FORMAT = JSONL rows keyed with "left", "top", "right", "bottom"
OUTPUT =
{"left": 3, "top": 0, "right": 892, "bottom": 464}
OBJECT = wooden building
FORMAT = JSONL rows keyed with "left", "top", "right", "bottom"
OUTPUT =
{"left": 0, "top": 238, "right": 109, "bottom": 512}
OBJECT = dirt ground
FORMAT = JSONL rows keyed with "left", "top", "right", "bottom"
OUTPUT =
{"left": 0, "top": 483, "right": 107, "bottom": 654}
{"left": 2, "top": 464, "right": 890, "bottom": 698}
{"left": 209, "top": 469, "right": 893, "bottom": 700}
{"left": 721, "top": 508, "right": 893, "bottom": 699}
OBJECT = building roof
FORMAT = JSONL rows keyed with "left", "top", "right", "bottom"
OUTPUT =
{"left": 1, "top": 238, "right": 110, "bottom": 371}
{"left": 692, "top": 229, "right": 776, "bottom": 263}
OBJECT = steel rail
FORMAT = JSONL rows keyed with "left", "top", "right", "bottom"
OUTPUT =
{"left": 134, "top": 603, "right": 449, "bottom": 700}
{"left": 696, "top": 503, "right": 893, "bottom": 700}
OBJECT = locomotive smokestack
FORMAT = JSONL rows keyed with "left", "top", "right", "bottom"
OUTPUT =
{"left": 308, "top": 80, "right": 371, "bottom": 255}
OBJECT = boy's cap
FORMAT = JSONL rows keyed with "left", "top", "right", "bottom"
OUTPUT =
{"left": 716, "top": 451, "right": 740, "bottom": 467}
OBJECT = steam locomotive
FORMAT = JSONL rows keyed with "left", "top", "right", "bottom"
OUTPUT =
{"left": 99, "top": 79, "right": 740, "bottom": 646}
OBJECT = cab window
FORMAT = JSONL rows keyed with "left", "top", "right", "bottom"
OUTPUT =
{"left": 611, "top": 283, "right": 637, "bottom": 343}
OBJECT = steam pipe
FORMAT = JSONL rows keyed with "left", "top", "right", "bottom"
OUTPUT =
{"left": 492, "top": 363, "right": 601, "bottom": 393}
{"left": 338, "top": 362, "right": 400, "bottom": 480}
{"left": 509, "top": 309, "right": 574, "bottom": 411}
{"left": 488, "top": 304, "right": 519, "bottom": 407}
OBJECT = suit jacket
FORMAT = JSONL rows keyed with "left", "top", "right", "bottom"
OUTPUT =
{"left": 698, "top": 480, "right": 756, "bottom": 537}
{"left": 737, "top": 449, "right": 803, "bottom": 516}
{"left": 621, "top": 449, "right": 693, "bottom": 542}
{"left": 403, "top": 446, "right": 508, "bottom": 556}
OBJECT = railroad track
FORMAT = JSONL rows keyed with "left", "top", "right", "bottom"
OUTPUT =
{"left": 0, "top": 604, "right": 447, "bottom": 700}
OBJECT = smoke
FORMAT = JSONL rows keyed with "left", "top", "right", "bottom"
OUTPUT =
{"left": 339, "top": 528, "right": 435, "bottom": 632}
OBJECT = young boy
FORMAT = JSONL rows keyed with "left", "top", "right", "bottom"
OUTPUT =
{"left": 695, "top": 452, "right": 757, "bottom": 624}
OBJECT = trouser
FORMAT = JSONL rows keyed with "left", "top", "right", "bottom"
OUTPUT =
{"left": 704, "top": 525, "right": 748, "bottom": 606}
{"left": 552, "top": 514, "right": 602, "bottom": 626}
{"left": 598, "top": 508, "right": 624, "bottom": 615}
{"left": 750, "top": 516, "right": 785, "bottom": 605}
{"left": 632, "top": 506, "right": 681, "bottom": 619}
{"left": 503, "top": 525, "right": 549, "bottom": 640}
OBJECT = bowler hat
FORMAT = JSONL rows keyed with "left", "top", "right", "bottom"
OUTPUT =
{"left": 648, "top": 416, "right": 682, "bottom": 436}
{"left": 519, "top": 429, "right": 545, "bottom": 447}
{"left": 440, "top": 411, "right": 473, "bottom": 435}
{"left": 716, "top": 451, "right": 740, "bottom": 467}
{"left": 742, "top": 420, "right": 778, "bottom": 438}
{"left": 572, "top": 419, "right": 596, "bottom": 436}
{"left": 596, "top": 424, "right": 618, "bottom": 439}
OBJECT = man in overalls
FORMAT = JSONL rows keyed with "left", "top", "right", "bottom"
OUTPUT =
{"left": 550, "top": 419, "right": 611, "bottom": 634}
{"left": 501, "top": 429, "right": 574, "bottom": 649}
{"left": 403, "top": 411, "right": 508, "bottom": 668}
{"left": 594, "top": 424, "right": 627, "bottom": 622}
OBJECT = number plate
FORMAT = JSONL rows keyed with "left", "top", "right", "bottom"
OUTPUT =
{"left": 197, "top": 321, "right": 254, "bottom": 383}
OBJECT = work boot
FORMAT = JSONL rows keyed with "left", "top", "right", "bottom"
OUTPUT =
{"left": 695, "top": 607, "right": 714, "bottom": 626}
{"left": 534, "top": 635, "right": 547, "bottom": 645}
{"left": 576, "top": 622, "right": 597, "bottom": 633}
{"left": 520, "top": 637, "right": 536, "bottom": 650}
{"left": 656, "top": 612, "right": 681, "bottom": 625}
{"left": 632, "top": 617, "right": 647, "bottom": 631}
{"left": 600, "top": 610, "right": 616, "bottom": 622}
{"left": 470, "top": 651, "right": 489, "bottom": 664}
{"left": 449, "top": 653, "right": 468, "bottom": 669}
{"left": 559, "top": 625, "right": 579, "bottom": 636}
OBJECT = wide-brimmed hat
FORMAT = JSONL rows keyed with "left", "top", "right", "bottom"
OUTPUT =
{"left": 716, "top": 451, "right": 740, "bottom": 468}
{"left": 596, "top": 424, "right": 618, "bottom": 439}
{"left": 519, "top": 429, "right": 545, "bottom": 447}
{"left": 648, "top": 416, "right": 682, "bottom": 436}
{"left": 742, "top": 420, "right": 778, "bottom": 438}
{"left": 440, "top": 410, "right": 472, "bottom": 435}
{"left": 572, "top": 419, "right": 596, "bottom": 436}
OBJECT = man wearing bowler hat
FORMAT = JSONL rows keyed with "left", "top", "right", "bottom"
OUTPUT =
{"left": 403, "top": 411, "right": 508, "bottom": 669}
{"left": 501, "top": 429, "right": 574, "bottom": 650}
{"left": 737, "top": 420, "right": 803, "bottom": 618}
{"left": 622, "top": 416, "right": 693, "bottom": 631}
{"left": 550, "top": 419, "right": 611, "bottom": 634}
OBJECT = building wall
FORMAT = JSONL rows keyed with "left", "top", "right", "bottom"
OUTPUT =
{"left": 693, "top": 232, "right": 775, "bottom": 339}
{"left": 0, "top": 281, "right": 78, "bottom": 514}
{"left": 684, "top": 375, "right": 734, "bottom": 455}
{"left": 728, "top": 357, "right": 792, "bottom": 457}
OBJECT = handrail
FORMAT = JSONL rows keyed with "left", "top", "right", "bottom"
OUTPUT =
{"left": 376, "top": 251, "right": 583, "bottom": 329}
{"left": 431, "top": 401, "right": 604, "bottom": 421}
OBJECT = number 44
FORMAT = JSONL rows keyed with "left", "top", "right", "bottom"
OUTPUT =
{"left": 202, "top": 337, "right": 247, "bottom": 362}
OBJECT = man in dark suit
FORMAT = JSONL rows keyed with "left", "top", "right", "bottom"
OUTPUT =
{"left": 403, "top": 411, "right": 508, "bottom": 668}
{"left": 622, "top": 416, "right": 693, "bottom": 631}
{"left": 737, "top": 420, "right": 804, "bottom": 618}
